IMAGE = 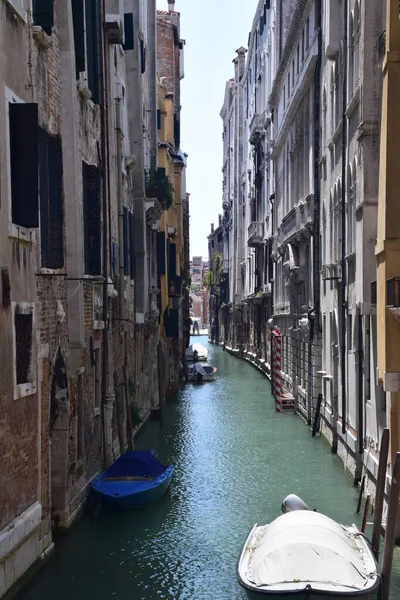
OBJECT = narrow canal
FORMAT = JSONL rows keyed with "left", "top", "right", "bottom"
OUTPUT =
{"left": 18, "top": 337, "right": 400, "bottom": 599}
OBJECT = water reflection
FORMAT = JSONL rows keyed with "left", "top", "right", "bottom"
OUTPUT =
{"left": 18, "top": 337, "right": 400, "bottom": 599}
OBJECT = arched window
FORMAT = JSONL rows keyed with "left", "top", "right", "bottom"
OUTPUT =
{"left": 329, "top": 192, "right": 334, "bottom": 264}
{"left": 349, "top": 12, "right": 354, "bottom": 98}
{"left": 353, "top": 1, "right": 360, "bottom": 90}
{"left": 347, "top": 163, "right": 354, "bottom": 254}
{"left": 330, "top": 65, "right": 335, "bottom": 137}
{"left": 322, "top": 200, "right": 327, "bottom": 266}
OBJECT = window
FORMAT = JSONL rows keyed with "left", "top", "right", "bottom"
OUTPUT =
{"left": 39, "top": 130, "right": 64, "bottom": 269}
{"left": 94, "top": 349, "right": 101, "bottom": 410}
{"left": 77, "top": 371, "right": 84, "bottom": 458}
{"left": 82, "top": 162, "right": 101, "bottom": 275}
{"left": 123, "top": 13, "right": 134, "bottom": 51}
{"left": 13, "top": 302, "right": 36, "bottom": 399}
{"left": 9, "top": 102, "right": 39, "bottom": 229}
{"left": 129, "top": 211, "right": 135, "bottom": 279}
{"left": 347, "top": 314, "right": 353, "bottom": 352}
{"left": 72, "top": 0, "right": 100, "bottom": 103}
{"left": 85, "top": 0, "right": 100, "bottom": 103}
{"left": 140, "top": 39, "right": 146, "bottom": 74}
{"left": 32, "top": 0, "right": 54, "bottom": 35}
{"left": 123, "top": 207, "right": 130, "bottom": 276}
{"left": 305, "top": 17, "right": 310, "bottom": 49}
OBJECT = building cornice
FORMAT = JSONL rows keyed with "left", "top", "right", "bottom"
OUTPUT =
{"left": 269, "top": 0, "right": 314, "bottom": 109}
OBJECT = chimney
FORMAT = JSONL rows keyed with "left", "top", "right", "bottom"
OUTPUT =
{"left": 218, "top": 214, "right": 222, "bottom": 226}
{"left": 233, "top": 46, "right": 247, "bottom": 83}
{"left": 168, "top": 0, "right": 175, "bottom": 11}
{"left": 211, "top": 223, "right": 214, "bottom": 233}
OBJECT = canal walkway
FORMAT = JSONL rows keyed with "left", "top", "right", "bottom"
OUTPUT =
{"left": 17, "top": 337, "right": 400, "bottom": 599}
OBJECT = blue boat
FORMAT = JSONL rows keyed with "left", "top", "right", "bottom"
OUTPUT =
{"left": 91, "top": 450, "right": 175, "bottom": 508}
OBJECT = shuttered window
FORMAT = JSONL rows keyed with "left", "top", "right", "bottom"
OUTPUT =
{"left": 32, "top": 0, "right": 54, "bottom": 36}
{"left": 123, "top": 207, "right": 130, "bottom": 276}
{"left": 9, "top": 103, "right": 39, "bottom": 228}
{"left": 157, "top": 109, "right": 161, "bottom": 131}
{"left": 72, "top": 0, "right": 85, "bottom": 78}
{"left": 168, "top": 242, "right": 177, "bottom": 279}
{"left": 83, "top": 162, "right": 101, "bottom": 275}
{"left": 85, "top": 0, "right": 100, "bottom": 103}
{"left": 39, "top": 130, "right": 64, "bottom": 269}
{"left": 140, "top": 39, "right": 146, "bottom": 74}
{"left": 123, "top": 13, "right": 134, "bottom": 51}
{"left": 129, "top": 212, "right": 135, "bottom": 279}
{"left": 157, "top": 231, "right": 166, "bottom": 276}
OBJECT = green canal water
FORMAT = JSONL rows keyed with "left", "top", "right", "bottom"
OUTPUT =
{"left": 18, "top": 336, "right": 400, "bottom": 599}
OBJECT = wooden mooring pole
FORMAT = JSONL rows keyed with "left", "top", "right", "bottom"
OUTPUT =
{"left": 371, "top": 428, "right": 390, "bottom": 560}
{"left": 380, "top": 451, "right": 400, "bottom": 600}
{"left": 361, "top": 495, "right": 370, "bottom": 534}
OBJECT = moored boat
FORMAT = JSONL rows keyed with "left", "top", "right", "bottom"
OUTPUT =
{"left": 91, "top": 450, "right": 174, "bottom": 508}
{"left": 237, "top": 507, "right": 379, "bottom": 599}
{"left": 188, "top": 363, "right": 217, "bottom": 382}
{"left": 186, "top": 343, "right": 208, "bottom": 362}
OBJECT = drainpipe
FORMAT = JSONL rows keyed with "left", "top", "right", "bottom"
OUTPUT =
{"left": 340, "top": 0, "right": 349, "bottom": 435}
{"left": 309, "top": 0, "right": 322, "bottom": 425}
{"left": 115, "top": 95, "right": 125, "bottom": 319}
{"left": 100, "top": 0, "right": 114, "bottom": 466}
{"left": 357, "top": 312, "right": 364, "bottom": 457}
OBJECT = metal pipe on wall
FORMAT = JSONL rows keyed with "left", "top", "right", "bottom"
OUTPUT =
{"left": 340, "top": 0, "right": 349, "bottom": 435}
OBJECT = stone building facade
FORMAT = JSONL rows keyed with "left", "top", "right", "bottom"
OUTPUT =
{"left": 212, "top": 0, "right": 387, "bottom": 492}
{"left": 0, "top": 0, "right": 189, "bottom": 594}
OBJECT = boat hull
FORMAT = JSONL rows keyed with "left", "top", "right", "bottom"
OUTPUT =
{"left": 237, "top": 518, "right": 380, "bottom": 600}
{"left": 91, "top": 466, "right": 174, "bottom": 508}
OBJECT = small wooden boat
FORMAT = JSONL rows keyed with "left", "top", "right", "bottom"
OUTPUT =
{"left": 188, "top": 363, "right": 217, "bottom": 382}
{"left": 186, "top": 343, "right": 208, "bottom": 362}
{"left": 237, "top": 509, "right": 379, "bottom": 599}
{"left": 91, "top": 450, "right": 174, "bottom": 508}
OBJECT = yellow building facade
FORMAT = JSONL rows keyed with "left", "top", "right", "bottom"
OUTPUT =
{"left": 376, "top": 0, "right": 400, "bottom": 461}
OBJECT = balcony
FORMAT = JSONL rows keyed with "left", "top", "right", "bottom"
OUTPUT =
{"left": 249, "top": 113, "right": 264, "bottom": 145}
{"left": 248, "top": 221, "right": 264, "bottom": 247}
{"left": 145, "top": 168, "right": 174, "bottom": 210}
{"left": 261, "top": 282, "right": 272, "bottom": 296}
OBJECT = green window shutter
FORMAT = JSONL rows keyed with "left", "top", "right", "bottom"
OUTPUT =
{"left": 83, "top": 162, "right": 101, "bottom": 275}
{"left": 85, "top": 0, "right": 100, "bottom": 103}
{"left": 123, "top": 13, "right": 134, "bottom": 51}
{"left": 157, "top": 109, "right": 161, "bottom": 130}
{"left": 47, "top": 136, "right": 64, "bottom": 268}
{"left": 72, "top": 0, "right": 85, "bottom": 78}
{"left": 33, "top": 0, "right": 54, "bottom": 36}
{"left": 9, "top": 103, "right": 39, "bottom": 228}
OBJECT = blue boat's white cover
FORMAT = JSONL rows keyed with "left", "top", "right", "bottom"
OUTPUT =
{"left": 238, "top": 510, "right": 379, "bottom": 595}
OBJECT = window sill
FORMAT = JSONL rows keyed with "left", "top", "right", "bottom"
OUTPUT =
{"left": 14, "top": 382, "right": 37, "bottom": 400}
{"left": 8, "top": 224, "right": 36, "bottom": 243}
{"left": 32, "top": 26, "right": 52, "bottom": 49}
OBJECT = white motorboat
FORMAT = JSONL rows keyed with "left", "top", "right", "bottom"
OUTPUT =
{"left": 237, "top": 506, "right": 379, "bottom": 599}
{"left": 185, "top": 343, "right": 208, "bottom": 362}
{"left": 188, "top": 363, "right": 217, "bottom": 382}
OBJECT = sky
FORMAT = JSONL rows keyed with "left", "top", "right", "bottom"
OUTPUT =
{"left": 157, "top": 0, "right": 259, "bottom": 259}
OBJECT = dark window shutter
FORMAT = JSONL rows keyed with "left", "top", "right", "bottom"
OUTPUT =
{"left": 83, "top": 162, "right": 101, "bottom": 275}
{"left": 85, "top": 0, "right": 100, "bottom": 103}
{"left": 123, "top": 13, "right": 134, "bottom": 51}
{"left": 157, "top": 231, "right": 166, "bottom": 275}
{"left": 39, "top": 129, "right": 49, "bottom": 267}
{"left": 140, "top": 39, "right": 146, "bottom": 74}
{"left": 123, "top": 207, "right": 129, "bottom": 276}
{"left": 260, "top": 16, "right": 264, "bottom": 36}
{"left": 72, "top": 0, "right": 85, "bottom": 78}
{"left": 9, "top": 103, "right": 39, "bottom": 228}
{"left": 47, "top": 137, "right": 64, "bottom": 268}
{"left": 169, "top": 242, "right": 177, "bottom": 279}
{"left": 129, "top": 212, "right": 135, "bottom": 279}
{"left": 112, "top": 241, "right": 119, "bottom": 275}
{"left": 32, "top": 0, "right": 54, "bottom": 35}
{"left": 157, "top": 109, "right": 161, "bottom": 130}
{"left": 174, "top": 115, "right": 180, "bottom": 148}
